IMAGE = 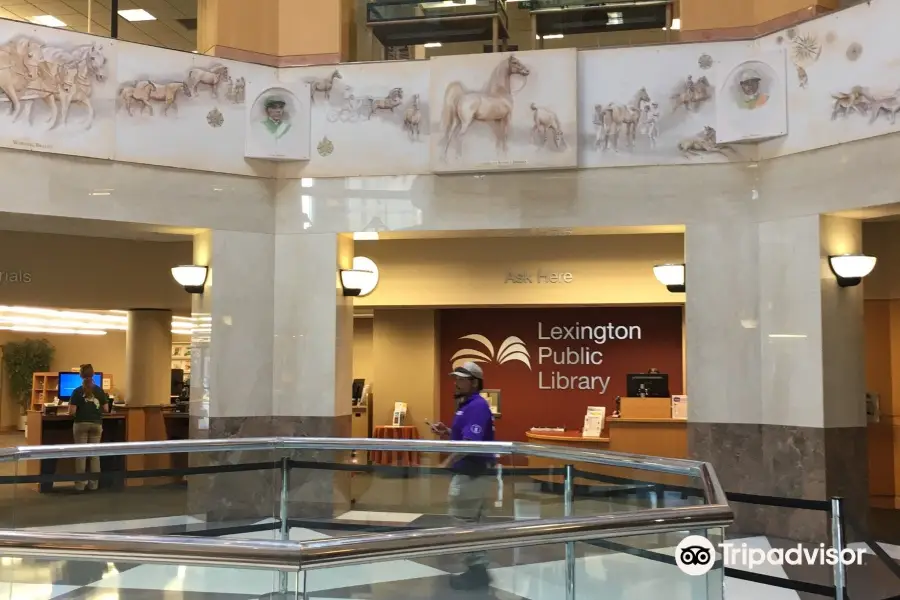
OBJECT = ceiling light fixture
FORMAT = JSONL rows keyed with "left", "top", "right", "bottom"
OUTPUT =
{"left": 118, "top": 9, "right": 156, "bottom": 22}
{"left": 171, "top": 265, "right": 209, "bottom": 294}
{"left": 828, "top": 254, "right": 876, "bottom": 288}
{"left": 424, "top": 42, "right": 443, "bottom": 48}
{"left": 653, "top": 264, "right": 686, "bottom": 293}
{"left": 31, "top": 15, "right": 67, "bottom": 27}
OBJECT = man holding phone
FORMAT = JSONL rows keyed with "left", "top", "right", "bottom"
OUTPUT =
{"left": 430, "top": 361, "right": 495, "bottom": 590}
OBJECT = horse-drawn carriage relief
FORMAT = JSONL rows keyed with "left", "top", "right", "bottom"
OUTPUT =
{"left": 0, "top": 37, "right": 109, "bottom": 130}
{"left": 327, "top": 85, "right": 405, "bottom": 123}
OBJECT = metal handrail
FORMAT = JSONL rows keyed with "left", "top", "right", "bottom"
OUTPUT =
{"left": 0, "top": 436, "right": 727, "bottom": 505}
{"left": 0, "top": 505, "right": 732, "bottom": 571}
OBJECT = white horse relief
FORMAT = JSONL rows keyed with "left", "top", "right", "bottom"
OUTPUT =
{"left": 594, "top": 87, "right": 650, "bottom": 152}
{"left": 439, "top": 54, "right": 531, "bottom": 160}
{"left": 0, "top": 40, "right": 109, "bottom": 130}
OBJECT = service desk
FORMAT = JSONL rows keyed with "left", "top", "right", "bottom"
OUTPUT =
{"left": 24, "top": 406, "right": 192, "bottom": 491}
{"left": 524, "top": 418, "right": 688, "bottom": 487}
{"left": 25, "top": 411, "right": 128, "bottom": 492}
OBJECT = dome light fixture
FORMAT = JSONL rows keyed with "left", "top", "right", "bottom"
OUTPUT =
{"left": 171, "top": 265, "right": 209, "bottom": 294}
{"left": 653, "top": 264, "right": 686, "bottom": 293}
{"left": 828, "top": 254, "right": 876, "bottom": 288}
{"left": 340, "top": 257, "right": 379, "bottom": 297}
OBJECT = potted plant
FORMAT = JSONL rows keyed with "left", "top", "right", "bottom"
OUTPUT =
{"left": 1, "top": 338, "right": 54, "bottom": 431}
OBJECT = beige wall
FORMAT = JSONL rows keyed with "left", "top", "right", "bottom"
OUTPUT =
{"left": 371, "top": 310, "right": 440, "bottom": 438}
{"left": 864, "top": 221, "right": 900, "bottom": 300}
{"left": 355, "top": 233, "right": 685, "bottom": 307}
{"left": 0, "top": 231, "right": 192, "bottom": 312}
{"left": 353, "top": 317, "right": 374, "bottom": 382}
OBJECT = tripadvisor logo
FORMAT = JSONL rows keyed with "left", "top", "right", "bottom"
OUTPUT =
{"left": 675, "top": 534, "right": 866, "bottom": 576}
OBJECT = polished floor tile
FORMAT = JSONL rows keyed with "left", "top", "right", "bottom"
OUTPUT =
{"left": 336, "top": 511, "right": 422, "bottom": 524}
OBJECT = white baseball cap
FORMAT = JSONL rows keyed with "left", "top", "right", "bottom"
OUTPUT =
{"left": 450, "top": 361, "right": 483, "bottom": 380}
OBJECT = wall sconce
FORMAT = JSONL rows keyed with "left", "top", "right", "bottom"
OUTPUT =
{"left": 340, "top": 256, "right": 379, "bottom": 297}
{"left": 653, "top": 264, "right": 685, "bottom": 293}
{"left": 828, "top": 254, "right": 876, "bottom": 288}
{"left": 171, "top": 265, "right": 209, "bottom": 294}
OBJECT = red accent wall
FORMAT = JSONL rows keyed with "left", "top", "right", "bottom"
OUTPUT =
{"left": 439, "top": 307, "right": 684, "bottom": 441}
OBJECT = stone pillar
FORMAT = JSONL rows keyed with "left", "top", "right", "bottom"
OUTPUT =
{"left": 188, "top": 230, "right": 354, "bottom": 521}
{"left": 197, "top": 0, "right": 356, "bottom": 66}
{"left": 680, "top": 0, "right": 837, "bottom": 39}
{"left": 686, "top": 215, "right": 868, "bottom": 541}
{"left": 125, "top": 309, "right": 172, "bottom": 406}
{"left": 273, "top": 232, "right": 354, "bottom": 518}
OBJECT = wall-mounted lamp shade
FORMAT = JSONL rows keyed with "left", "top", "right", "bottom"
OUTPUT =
{"left": 828, "top": 254, "right": 876, "bottom": 287}
{"left": 340, "top": 257, "right": 379, "bottom": 297}
{"left": 653, "top": 264, "right": 686, "bottom": 293}
{"left": 171, "top": 265, "right": 209, "bottom": 294}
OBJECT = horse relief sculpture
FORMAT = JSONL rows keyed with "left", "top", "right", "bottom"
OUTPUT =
{"left": 677, "top": 126, "right": 735, "bottom": 158}
{"left": 118, "top": 63, "right": 240, "bottom": 119}
{"left": 310, "top": 70, "right": 341, "bottom": 103}
{"left": 593, "top": 87, "right": 650, "bottom": 152}
{"left": 530, "top": 103, "right": 565, "bottom": 149}
{"left": 671, "top": 75, "right": 712, "bottom": 113}
{"left": 403, "top": 93, "right": 422, "bottom": 141}
{"left": 831, "top": 85, "right": 900, "bottom": 124}
{"left": 0, "top": 37, "right": 109, "bottom": 130}
{"left": 439, "top": 54, "right": 531, "bottom": 160}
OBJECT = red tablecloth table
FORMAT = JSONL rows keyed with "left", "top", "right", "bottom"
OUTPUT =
{"left": 371, "top": 425, "right": 420, "bottom": 466}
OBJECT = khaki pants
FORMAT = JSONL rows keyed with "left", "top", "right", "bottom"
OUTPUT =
{"left": 73, "top": 422, "right": 103, "bottom": 491}
{"left": 449, "top": 473, "right": 494, "bottom": 568}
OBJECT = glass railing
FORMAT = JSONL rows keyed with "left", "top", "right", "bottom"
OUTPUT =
{"left": 0, "top": 438, "right": 730, "bottom": 599}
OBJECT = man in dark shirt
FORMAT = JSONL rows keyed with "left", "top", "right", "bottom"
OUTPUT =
{"left": 68, "top": 364, "right": 110, "bottom": 491}
{"left": 430, "top": 361, "right": 495, "bottom": 590}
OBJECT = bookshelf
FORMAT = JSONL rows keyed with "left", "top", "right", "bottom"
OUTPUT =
{"left": 30, "top": 372, "right": 58, "bottom": 409}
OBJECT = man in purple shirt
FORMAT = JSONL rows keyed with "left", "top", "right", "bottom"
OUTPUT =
{"left": 430, "top": 361, "right": 495, "bottom": 590}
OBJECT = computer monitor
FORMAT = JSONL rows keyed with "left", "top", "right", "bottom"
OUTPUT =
{"left": 626, "top": 373, "right": 670, "bottom": 398}
{"left": 171, "top": 369, "right": 185, "bottom": 398}
{"left": 58, "top": 372, "right": 103, "bottom": 400}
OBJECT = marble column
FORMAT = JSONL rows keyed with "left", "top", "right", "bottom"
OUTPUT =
{"left": 188, "top": 230, "right": 354, "bottom": 522}
{"left": 272, "top": 232, "right": 354, "bottom": 518}
{"left": 125, "top": 309, "right": 172, "bottom": 406}
{"left": 686, "top": 215, "right": 868, "bottom": 541}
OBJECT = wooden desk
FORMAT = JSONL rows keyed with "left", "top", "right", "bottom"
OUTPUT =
{"left": 24, "top": 406, "right": 194, "bottom": 490}
{"left": 371, "top": 425, "right": 420, "bottom": 466}
{"left": 524, "top": 419, "right": 689, "bottom": 487}
{"left": 25, "top": 411, "right": 128, "bottom": 492}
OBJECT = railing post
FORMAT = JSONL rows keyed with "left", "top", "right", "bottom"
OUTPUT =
{"left": 564, "top": 464, "right": 575, "bottom": 600}
{"left": 831, "top": 496, "right": 846, "bottom": 600}
{"left": 279, "top": 457, "right": 291, "bottom": 594}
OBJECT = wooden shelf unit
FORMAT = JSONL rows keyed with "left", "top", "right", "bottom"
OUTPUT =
{"left": 31, "top": 372, "right": 59, "bottom": 410}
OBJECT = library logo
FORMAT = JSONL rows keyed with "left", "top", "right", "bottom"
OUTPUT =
{"left": 676, "top": 535, "right": 716, "bottom": 576}
{"left": 450, "top": 334, "right": 532, "bottom": 371}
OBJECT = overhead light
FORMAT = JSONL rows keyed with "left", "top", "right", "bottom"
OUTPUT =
{"left": 171, "top": 265, "right": 209, "bottom": 294}
{"left": 653, "top": 264, "right": 686, "bottom": 293}
{"left": 424, "top": 42, "right": 442, "bottom": 48}
{"left": 353, "top": 232, "right": 379, "bottom": 241}
{"left": 118, "top": 9, "right": 156, "bottom": 21}
{"left": 536, "top": 34, "right": 564, "bottom": 40}
{"left": 340, "top": 257, "right": 379, "bottom": 297}
{"left": 31, "top": 15, "right": 67, "bottom": 27}
{"left": 0, "top": 326, "right": 106, "bottom": 336}
{"left": 828, "top": 254, "right": 876, "bottom": 288}
{"left": 301, "top": 178, "right": 314, "bottom": 188}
